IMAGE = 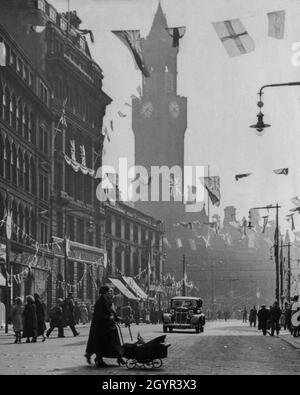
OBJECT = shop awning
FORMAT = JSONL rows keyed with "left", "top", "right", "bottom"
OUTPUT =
{"left": 108, "top": 277, "right": 139, "bottom": 301}
{"left": 122, "top": 276, "right": 148, "bottom": 300}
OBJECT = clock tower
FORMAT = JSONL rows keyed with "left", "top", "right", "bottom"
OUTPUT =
{"left": 132, "top": 3, "right": 187, "bottom": 233}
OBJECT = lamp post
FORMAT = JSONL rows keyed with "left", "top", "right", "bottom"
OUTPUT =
{"left": 251, "top": 204, "right": 281, "bottom": 302}
{"left": 250, "top": 82, "right": 300, "bottom": 134}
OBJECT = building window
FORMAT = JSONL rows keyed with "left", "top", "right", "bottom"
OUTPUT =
{"left": 24, "top": 154, "right": 30, "bottom": 192}
{"left": 60, "top": 17, "right": 67, "bottom": 32}
{"left": 4, "top": 138, "right": 11, "bottom": 180}
{"left": 37, "top": 0, "right": 46, "bottom": 12}
{"left": 10, "top": 94, "right": 16, "bottom": 129}
{"left": 29, "top": 112, "right": 35, "bottom": 143}
{"left": 141, "top": 227, "right": 146, "bottom": 245}
{"left": 125, "top": 222, "right": 130, "bottom": 241}
{"left": 39, "top": 125, "right": 48, "bottom": 154}
{"left": 77, "top": 218, "right": 84, "bottom": 244}
{"left": 49, "top": 7, "right": 57, "bottom": 22}
{"left": 133, "top": 224, "right": 139, "bottom": 243}
{"left": 39, "top": 173, "right": 48, "bottom": 201}
{"left": 17, "top": 99, "right": 22, "bottom": 133}
{"left": 133, "top": 253, "right": 139, "bottom": 277}
{"left": 17, "top": 58, "right": 22, "bottom": 74}
{"left": 125, "top": 253, "right": 131, "bottom": 276}
{"left": 9, "top": 51, "right": 16, "bottom": 68}
{"left": 105, "top": 215, "right": 111, "bottom": 234}
{"left": 40, "top": 81, "right": 48, "bottom": 105}
{"left": 3, "top": 86, "right": 10, "bottom": 123}
{"left": 116, "top": 218, "right": 121, "bottom": 238}
{"left": 23, "top": 106, "right": 29, "bottom": 140}
{"left": 40, "top": 222, "right": 48, "bottom": 244}
{"left": 18, "top": 149, "right": 23, "bottom": 187}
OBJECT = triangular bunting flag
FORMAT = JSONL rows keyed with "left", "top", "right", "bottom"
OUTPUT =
{"left": 235, "top": 173, "right": 251, "bottom": 181}
{"left": 273, "top": 168, "right": 288, "bottom": 175}
{"left": 267, "top": 10, "right": 285, "bottom": 40}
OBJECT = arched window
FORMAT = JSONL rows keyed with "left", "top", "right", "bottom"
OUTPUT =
{"left": 18, "top": 148, "right": 23, "bottom": 188}
{"left": 29, "top": 112, "right": 35, "bottom": 144}
{"left": 0, "top": 134, "right": 4, "bottom": 177}
{"left": 4, "top": 86, "right": 10, "bottom": 123}
{"left": 11, "top": 94, "right": 17, "bottom": 129}
{"left": 23, "top": 106, "right": 29, "bottom": 140}
{"left": 30, "top": 158, "right": 35, "bottom": 194}
{"left": 11, "top": 144, "right": 17, "bottom": 185}
{"left": 24, "top": 153, "right": 29, "bottom": 192}
{"left": 17, "top": 99, "right": 23, "bottom": 134}
{"left": 4, "top": 138, "right": 11, "bottom": 180}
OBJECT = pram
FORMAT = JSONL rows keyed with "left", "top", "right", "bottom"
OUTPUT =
{"left": 117, "top": 324, "right": 170, "bottom": 370}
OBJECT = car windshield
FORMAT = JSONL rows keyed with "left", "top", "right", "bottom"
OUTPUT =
{"left": 171, "top": 299, "right": 197, "bottom": 309}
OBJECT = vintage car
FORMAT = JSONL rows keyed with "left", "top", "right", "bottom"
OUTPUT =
{"left": 162, "top": 296, "right": 205, "bottom": 333}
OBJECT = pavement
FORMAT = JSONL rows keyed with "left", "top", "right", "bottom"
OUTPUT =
{"left": 0, "top": 320, "right": 299, "bottom": 375}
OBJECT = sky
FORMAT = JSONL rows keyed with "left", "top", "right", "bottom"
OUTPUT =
{"left": 51, "top": 0, "right": 300, "bottom": 233}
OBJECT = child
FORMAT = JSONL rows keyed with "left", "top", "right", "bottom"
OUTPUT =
{"left": 11, "top": 297, "right": 24, "bottom": 343}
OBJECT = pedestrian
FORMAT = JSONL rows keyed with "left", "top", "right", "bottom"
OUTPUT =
{"left": 22, "top": 295, "right": 38, "bottom": 343}
{"left": 11, "top": 297, "right": 24, "bottom": 343}
{"left": 34, "top": 293, "right": 46, "bottom": 342}
{"left": 63, "top": 293, "right": 80, "bottom": 337}
{"left": 122, "top": 302, "right": 133, "bottom": 327}
{"left": 242, "top": 307, "right": 248, "bottom": 323}
{"left": 291, "top": 295, "right": 300, "bottom": 337}
{"left": 84, "top": 286, "right": 125, "bottom": 368}
{"left": 257, "top": 305, "right": 270, "bottom": 336}
{"left": 80, "top": 303, "right": 89, "bottom": 325}
{"left": 74, "top": 301, "right": 81, "bottom": 325}
{"left": 249, "top": 306, "right": 257, "bottom": 327}
{"left": 282, "top": 302, "right": 292, "bottom": 331}
{"left": 46, "top": 298, "right": 64, "bottom": 338}
{"left": 269, "top": 301, "right": 282, "bottom": 336}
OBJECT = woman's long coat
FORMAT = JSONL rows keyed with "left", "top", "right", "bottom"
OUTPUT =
{"left": 22, "top": 303, "right": 38, "bottom": 338}
{"left": 11, "top": 305, "right": 24, "bottom": 332}
{"left": 35, "top": 299, "right": 46, "bottom": 336}
{"left": 85, "top": 295, "right": 123, "bottom": 358}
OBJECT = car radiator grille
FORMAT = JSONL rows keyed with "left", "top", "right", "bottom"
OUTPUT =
{"left": 176, "top": 312, "right": 188, "bottom": 323}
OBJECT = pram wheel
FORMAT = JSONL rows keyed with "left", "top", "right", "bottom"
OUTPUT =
{"left": 126, "top": 359, "right": 136, "bottom": 369}
{"left": 152, "top": 359, "right": 162, "bottom": 369}
{"left": 143, "top": 360, "right": 153, "bottom": 369}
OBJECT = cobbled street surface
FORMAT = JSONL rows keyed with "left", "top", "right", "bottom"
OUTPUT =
{"left": 0, "top": 320, "right": 299, "bottom": 375}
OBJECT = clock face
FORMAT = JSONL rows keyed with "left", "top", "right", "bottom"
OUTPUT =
{"left": 169, "top": 101, "right": 180, "bottom": 118}
{"left": 141, "top": 102, "right": 154, "bottom": 118}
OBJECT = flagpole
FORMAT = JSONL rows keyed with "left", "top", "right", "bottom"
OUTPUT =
{"left": 182, "top": 254, "right": 186, "bottom": 296}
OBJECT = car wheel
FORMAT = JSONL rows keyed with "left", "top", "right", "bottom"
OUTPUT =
{"left": 169, "top": 327, "right": 173, "bottom": 332}
{"left": 163, "top": 325, "right": 167, "bottom": 333}
{"left": 200, "top": 325, "right": 204, "bottom": 333}
{"left": 195, "top": 325, "right": 200, "bottom": 333}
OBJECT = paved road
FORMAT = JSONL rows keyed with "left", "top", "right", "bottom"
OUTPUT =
{"left": 0, "top": 320, "right": 299, "bottom": 375}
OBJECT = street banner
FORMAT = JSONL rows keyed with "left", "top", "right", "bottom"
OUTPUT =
{"left": 273, "top": 167, "right": 288, "bottom": 175}
{"left": 212, "top": 19, "right": 255, "bottom": 57}
{"left": 203, "top": 176, "right": 220, "bottom": 206}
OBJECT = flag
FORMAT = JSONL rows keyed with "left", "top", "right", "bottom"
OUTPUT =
{"left": 235, "top": 173, "right": 251, "bottom": 181}
{"left": 77, "top": 29, "right": 94, "bottom": 43}
{"left": 286, "top": 214, "right": 295, "bottom": 231}
{"left": 273, "top": 168, "right": 288, "bottom": 175}
{"left": 203, "top": 176, "right": 220, "bottom": 206}
{"left": 175, "top": 238, "right": 182, "bottom": 248}
{"left": 165, "top": 26, "right": 186, "bottom": 48}
{"left": 188, "top": 239, "right": 196, "bottom": 251}
{"left": 262, "top": 216, "right": 268, "bottom": 233}
{"left": 267, "top": 10, "right": 285, "bottom": 40}
{"left": 291, "top": 197, "right": 300, "bottom": 206}
{"left": 163, "top": 237, "right": 171, "bottom": 249}
{"left": 112, "top": 30, "right": 150, "bottom": 77}
{"left": 212, "top": 19, "right": 255, "bottom": 57}
{"left": 124, "top": 102, "right": 132, "bottom": 107}
{"left": 118, "top": 111, "right": 127, "bottom": 118}
{"left": 0, "top": 41, "right": 6, "bottom": 66}
{"left": 110, "top": 120, "right": 114, "bottom": 132}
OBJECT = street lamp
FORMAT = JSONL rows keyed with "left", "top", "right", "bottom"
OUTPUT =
{"left": 250, "top": 82, "right": 300, "bottom": 134}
